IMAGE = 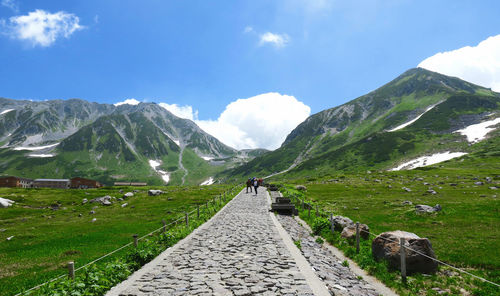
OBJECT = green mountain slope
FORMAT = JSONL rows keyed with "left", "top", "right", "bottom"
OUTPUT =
{"left": 221, "top": 68, "right": 500, "bottom": 180}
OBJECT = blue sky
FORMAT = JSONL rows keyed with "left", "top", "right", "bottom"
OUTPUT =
{"left": 1, "top": 0, "right": 500, "bottom": 149}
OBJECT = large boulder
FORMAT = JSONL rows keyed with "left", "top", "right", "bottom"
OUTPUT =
{"left": 341, "top": 223, "right": 370, "bottom": 240}
{"left": 331, "top": 215, "right": 353, "bottom": 231}
{"left": 0, "top": 198, "right": 15, "bottom": 208}
{"left": 148, "top": 190, "right": 164, "bottom": 196}
{"left": 372, "top": 230, "right": 438, "bottom": 274}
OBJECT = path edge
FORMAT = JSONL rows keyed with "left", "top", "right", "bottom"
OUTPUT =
{"left": 294, "top": 216, "right": 399, "bottom": 296}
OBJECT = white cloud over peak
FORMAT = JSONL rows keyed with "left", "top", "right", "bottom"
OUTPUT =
{"left": 114, "top": 98, "right": 141, "bottom": 106}
{"left": 259, "top": 32, "right": 290, "bottom": 48}
{"left": 418, "top": 34, "right": 500, "bottom": 92}
{"left": 159, "top": 103, "right": 199, "bottom": 121}
{"left": 195, "top": 93, "right": 310, "bottom": 150}
{"left": 2, "top": 9, "right": 84, "bottom": 47}
{"left": 1, "top": 0, "right": 19, "bottom": 13}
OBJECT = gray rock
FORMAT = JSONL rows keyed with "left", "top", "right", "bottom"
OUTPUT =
{"left": 90, "top": 195, "right": 113, "bottom": 206}
{"left": 489, "top": 186, "right": 498, "bottom": 190}
{"left": 331, "top": 215, "right": 353, "bottom": 231}
{"left": 372, "top": 230, "right": 438, "bottom": 274}
{"left": 123, "top": 192, "right": 134, "bottom": 198}
{"left": 402, "top": 200, "right": 413, "bottom": 205}
{"left": 341, "top": 223, "right": 370, "bottom": 240}
{"left": 415, "top": 204, "right": 441, "bottom": 213}
{"left": 91, "top": 218, "right": 97, "bottom": 222}
{"left": 0, "top": 197, "right": 15, "bottom": 208}
{"left": 82, "top": 198, "right": 88, "bottom": 204}
{"left": 90, "top": 210, "right": 95, "bottom": 214}
{"left": 402, "top": 187, "right": 412, "bottom": 192}
{"left": 474, "top": 181, "right": 484, "bottom": 185}
{"left": 426, "top": 189, "right": 437, "bottom": 195}
{"left": 121, "top": 203, "right": 128, "bottom": 208}
{"left": 148, "top": 189, "right": 164, "bottom": 196}
{"left": 295, "top": 185, "right": 307, "bottom": 191}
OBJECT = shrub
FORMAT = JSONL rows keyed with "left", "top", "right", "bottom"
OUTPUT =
{"left": 312, "top": 217, "right": 330, "bottom": 235}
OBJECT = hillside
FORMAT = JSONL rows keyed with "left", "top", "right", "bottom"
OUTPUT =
{"left": 0, "top": 99, "right": 261, "bottom": 185}
{"left": 221, "top": 68, "right": 500, "bottom": 180}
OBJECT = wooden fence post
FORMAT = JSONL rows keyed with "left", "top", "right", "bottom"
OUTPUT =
{"left": 355, "top": 222, "right": 360, "bottom": 254}
{"left": 400, "top": 237, "right": 407, "bottom": 284}
{"left": 330, "top": 214, "right": 334, "bottom": 233}
{"left": 68, "top": 261, "right": 75, "bottom": 279}
{"left": 185, "top": 212, "right": 189, "bottom": 227}
{"left": 133, "top": 234, "right": 138, "bottom": 248}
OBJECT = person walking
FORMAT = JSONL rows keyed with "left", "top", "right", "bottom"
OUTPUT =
{"left": 246, "top": 178, "right": 252, "bottom": 193}
{"left": 253, "top": 177, "right": 259, "bottom": 195}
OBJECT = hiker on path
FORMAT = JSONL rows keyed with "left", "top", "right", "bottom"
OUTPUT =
{"left": 246, "top": 178, "right": 252, "bottom": 193}
{"left": 253, "top": 177, "right": 259, "bottom": 195}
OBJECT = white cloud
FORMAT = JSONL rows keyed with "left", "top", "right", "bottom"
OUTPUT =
{"left": 2, "top": 9, "right": 84, "bottom": 47}
{"left": 196, "top": 93, "right": 310, "bottom": 150}
{"left": 1, "top": 0, "right": 19, "bottom": 13}
{"left": 114, "top": 98, "right": 141, "bottom": 106}
{"left": 158, "top": 103, "right": 199, "bottom": 121}
{"left": 418, "top": 34, "right": 500, "bottom": 92}
{"left": 259, "top": 32, "right": 290, "bottom": 48}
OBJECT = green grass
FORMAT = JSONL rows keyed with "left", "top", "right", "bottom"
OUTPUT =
{"left": 0, "top": 185, "right": 236, "bottom": 296}
{"left": 279, "top": 165, "right": 500, "bottom": 295}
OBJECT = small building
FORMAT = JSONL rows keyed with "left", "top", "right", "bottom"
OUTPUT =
{"left": 0, "top": 176, "right": 33, "bottom": 188}
{"left": 70, "top": 177, "right": 102, "bottom": 189}
{"left": 33, "top": 179, "right": 70, "bottom": 189}
{"left": 114, "top": 182, "right": 147, "bottom": 186}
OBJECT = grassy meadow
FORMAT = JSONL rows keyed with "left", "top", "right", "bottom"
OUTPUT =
{"left": 0, "top": 185, "right": 234, "bottom": 296}
{"left": 278, "top": 160, "right": 500, "bottom": 295}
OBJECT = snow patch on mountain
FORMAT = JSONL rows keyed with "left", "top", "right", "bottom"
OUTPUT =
{"left": 388, "top": 104, "right": 438, "bottom": 132}
{"left": 0, "top": 109, "right": 14, "bottom": 115}
{"left": 200, "top": 177, "right": 214, "bottom": 185}
{"left": 390, "top": 151, "right": 468, "bottom": 171}
{"left": 455, "top": 117, "right": 500, "bottom": 143}
{"left": 28, "top": 154, "right": 55, "bottom": 158}
{"left": 13, "top": 143, "right": 59, "bottom": 151}
{"left": 149, "top": 159, "right": 170, "bottom": 184}
{"left": 163, "top": 132, "right": 180, "bottom": 146}
{"left": 201, "top": 156, "right": 213, "bottom": 161}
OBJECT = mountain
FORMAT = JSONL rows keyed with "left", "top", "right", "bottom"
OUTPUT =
{"left": 0, "top": 99, "right": 259, "bottom": 185}
{"left": 221, "top": 68, "right": 500, "bottom": 180}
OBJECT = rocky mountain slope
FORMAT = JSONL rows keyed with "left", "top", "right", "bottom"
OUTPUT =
{"left": 0, "top": 99, "right": 259, "bottom": 185}
{"left": 221, "top": 68, "right": 500, "bottom": 180}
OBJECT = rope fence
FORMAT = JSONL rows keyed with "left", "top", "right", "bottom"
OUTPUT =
{"left": 283, "top": 188, "right": 500, "bottom": 288}
{"left": 15, "top": 185, "right": 241, "bottom": 296}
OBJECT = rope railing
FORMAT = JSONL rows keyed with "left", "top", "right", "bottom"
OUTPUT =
{"left": 15, "top": 186, "right": 240, "bottom": 296}
{"left": 282, "top": 188, "right": 500, "bottom": 288}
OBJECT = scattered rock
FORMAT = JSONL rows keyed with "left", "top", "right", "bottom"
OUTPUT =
{"left": 121, "top": 203, "right": 128, "bottom": 208}
{"left": 402, "top": 200, "right": 413, "bottom": 205}
{"left": 148, "top": 189, "right": 164, "bottom": 196}
{"left": 92, "top": 218, "right": 97, "bottom": 222}
{"left": 372, "top": 230, "right": 438, "bottom": 274}
{"left": 6, "top": 236, "right": 14, "bottom": 241}
{"left": 489, "top": 186, "right": 498, "bottom": 190}
{"left": 118, "top": 197, "right": 123, "bottom": 201}
{"left": 341, "top": 223, "right": 370, "bottom": 240}
{"left": 0, "top": 229, "right": 6, "bottom": 232}
{"left": 331, "top": 215, "right": 353, "bottom": 231}
{"left": 82, "top": 198, "right": 88, "bottom": 204}
{"left": 387, "top": 185, "right": 392, "bottom": 188}
{"left": 0, "top": 197, "right": 15, "bottom": 208}
{"left": 415, "top": 204, "right": 442, "bottom": 214}
{"left": 90, "top": 210, "right": 95, "bottom": 214}
{"left": 402, "top": 187, "right": 412, "bottom": 192}
{"left": 449, "top": 183, "right": 457, "bottom": 186}
{"left": 123, "top": 192, "right": 134, "bottom": 198}
{"left": 90, "top": 196, "right": 113, "bottom": 206}
{"left": 426, "top": 189, "right": 437, "bottom": 195}
{"left": 485, "top": 177, "right": 492, "bottom": 183}
{"left": 78, "top": 214, "right": 83, "bottom": 217}
{"left": 474, "top": 181, "right": 484, "bottom": 186}
{"left": 119, "top": 189, "right": 123, "bottom": 193}
{"left": 295, "top": 185, "right": 307, "bottom": 191}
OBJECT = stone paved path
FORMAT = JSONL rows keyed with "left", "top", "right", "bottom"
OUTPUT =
{"left": 108, "top": 188, "right": 317, "bottom": 296}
